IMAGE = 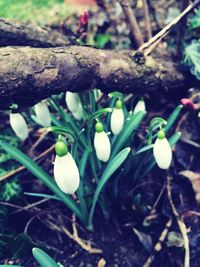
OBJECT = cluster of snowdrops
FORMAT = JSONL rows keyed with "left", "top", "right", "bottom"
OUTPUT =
{"left": 9, "top": 91, "right": 174, "bottom": 196}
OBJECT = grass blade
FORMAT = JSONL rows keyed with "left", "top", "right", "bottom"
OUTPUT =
{"left": 32, "top": 248, "right": 58, "bottom": 267}
{"left": 88, "top": 147, "right": 131, "bottom": 229}
{"left": 165, "top": 105, "right": 183, "bottom": 132}
{"left": 111, "top": 111, "right": 146, "bottom": 157}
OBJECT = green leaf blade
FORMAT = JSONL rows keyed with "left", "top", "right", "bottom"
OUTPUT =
{"left": 32, "top": 248, "right": 58, "bottom": 267}
{"left": 88, "top": 147, "right": 131, "bottom": 229}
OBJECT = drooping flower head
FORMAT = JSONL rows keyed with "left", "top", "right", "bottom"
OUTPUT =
{"left": 153, "top": 129, "right": 172, "bottom": 169}
{"left": 10, "top": 112, "right": 29, "bottom": 141}
{"left": 34, "top": 101, "right": 51, "bottom": 127}
{"left": 65, "top": 92, "right": 83, "bottom": 120}
{"left": 53, "top": 138, "right": 80, "bottom": 194}
{"left": 94, "top": 122, "right": 111, "bottom": 162}
{"left": 133, "top": 98, "right": 146, "bottom": 115}
{"left": 110, "top": 99, "right": 124, "bottom": 135}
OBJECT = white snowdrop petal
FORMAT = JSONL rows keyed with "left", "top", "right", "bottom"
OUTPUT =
{"left": 110, "top": 108, "right": 124, "bottom": 135}
{"left": 10, "top": 113, "right": 29, "bottom": 141}
{"left": 153, "top": 138, "right": 172, "bottom": 169}
{"left": 133, "top": 100, "right": 146, "bottom": 115}
{"left": 65, "top": 92, "right": 80, "bottom": 113}
{"left": 54, "top": 153, "right": 80, "bottom": 194}
{"left": 72, "top": 102, "right": 83, "bottom": 120}
{"left": 34, "top": 101, "right": 51, "bottom": 127}
{"left": 94, "top": 131, "right": 111, "bottom": 162}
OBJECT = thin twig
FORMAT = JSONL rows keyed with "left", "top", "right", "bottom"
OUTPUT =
{"left": 145, "top": 182, "right": 166, "bottom": 221}
{"left": 0, "top": 144, "right": 55, "bottom": 182}
{"left": 142, "top": 0, "right": 152, "bottom": 40}
{"left": 138, "top": 0, "right": 200, "bottom": 55}
{"left": 143, "top": 218, "right": 172, "bottom": 267}
{"left": 12, "top": 198, "right": 50, "bottom": 214}
{"left": 167, "top": 175, "right": 190, "bottom": 267}
{"left": 46, "top": 215, "right": 102, "bottom": 254}
{"left": 118, "top": 0, "right": 144, "bottom": 48}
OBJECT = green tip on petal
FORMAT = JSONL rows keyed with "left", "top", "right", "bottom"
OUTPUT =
{"left": 55, "top": 140, "right": 68, "bottom": 157}
{"left": 115, "top": 99, "right": 123, "bottom": 109}
{"left": 157, "top": 129, "right": 165, "bottom": 140}
{"left": 95, "top": 122, "right": 104, "bottom": 133}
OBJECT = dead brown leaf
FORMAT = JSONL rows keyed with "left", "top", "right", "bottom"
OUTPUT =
{"left": 180, "top": 170, "right": 200, "bottom": 203}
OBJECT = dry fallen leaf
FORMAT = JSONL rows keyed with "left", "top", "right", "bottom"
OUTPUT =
{"left": 180, "top": 170, "right": 200, "bottom": 203}
{"left": 97, "top": 258, "right": 106, "bottom": 267}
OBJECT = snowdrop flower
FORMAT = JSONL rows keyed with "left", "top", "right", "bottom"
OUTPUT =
{"left": 65, "top": 92, "right": 81, "bottom": 113}
{"left": 110, "top": 99, "right": 124, "bottom": 135}
{"left": 10, "top": 113, "right": 28, "bottom": 141}
{"left": 153, "top": 130, "right": 172, "bottom": 169}
{"left": 94, "top": 122, "right": 111, "bottom": 162}
{"left": 34, "top": 101, "right": 51, "bottom": 127}
{"left": 65, "top": 92, "right": 83, "bottom": 120}
{"left": 53, "top": 140, "right": 80, "bottom": 194}
{"left": 71, "top": 102, "right": 84, "bottom": 121}
{"left": 133, "top": 99, "right": 146, "bottom": 115}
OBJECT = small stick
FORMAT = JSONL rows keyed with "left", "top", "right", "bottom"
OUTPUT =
{"left": 167, "top": 175, "right": 190, "bottom": 267}
{"left": 138, "top": 0, "right": 200, "bottom": 54}
{"left": 142, "top": 0, "right": 152, "bottom": 40}
{"left": 119, "top": 0, "right": 144, "bottom": 48}
{"left": 0, "top": 144, "right": 55, "bottom": 182}
{"left": 143, "top": 218, "right": 172, "bottom": 267}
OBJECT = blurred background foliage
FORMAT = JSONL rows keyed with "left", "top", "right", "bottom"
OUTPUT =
{"left": 0, "top": 0, "right": 74, "bottom": 25}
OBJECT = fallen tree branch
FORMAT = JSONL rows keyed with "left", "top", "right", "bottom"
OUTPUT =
{"left": 0, "top": 18, "right": 69, "bottom": 47}
{"left": 0, "top": 45, "right": 188, "bottom": 110}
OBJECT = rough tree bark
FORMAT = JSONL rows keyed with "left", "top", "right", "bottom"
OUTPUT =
{"left": 0, "top": 18, "right": 69, "bottom": 47}
{"left": 0, "top": 45, "right": 188, "bottom": 110}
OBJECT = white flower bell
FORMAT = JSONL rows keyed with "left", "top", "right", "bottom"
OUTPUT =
{"left": 34, "top": 101, "right": 51, "bottom": 127}
{"left": 65, "top": 92, "right": 80, "bottom": 113}
{"left": 65, "top": 92, "right": 83, "bottom": 120}
{"left": 110, "top": 99, "right": 124, "bottom": 135}
{"left": 71, "top": 102, "right": 83, "bottom": 121}
{"left": 94, "top": 122, "right": 111, "bottom": 162}
{"left": 10, "top": 112, "right": 29, "bottom": 141}
{"left": 53, "top": 140, "right": 80, "bottom": 194}
{"left": 153, "top": 130, "right": 172, "bottom": 169}
{"left": 133, "top": 99, "right": 146, "bottom": 115}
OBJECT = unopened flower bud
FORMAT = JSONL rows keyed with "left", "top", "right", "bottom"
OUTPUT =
{"left": 94, "top": 122, "right": 111, "bottom": 162}
{"left": 133, "top": 99, "right": 146, "bottom": 115}
{"left": 10, "top": 113, "right": 29, "bottom": 141}
{"left": 153, "top": 130, "right": 172, "bottom": 169}
{"left": 110, "top": 100, "right": 124, "bottom": 135}
{"left": 34, "top": 101, "right": 51, "bottom": 127}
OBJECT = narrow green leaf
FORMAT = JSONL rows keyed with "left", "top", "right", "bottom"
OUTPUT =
{"left": 150, "top": 117, "right": 167, "bottom": 131}
{"left": 88, "top": 108, "right": 112, "bottom": 129}
{"left": 134, "top": 144, "right": 154, "bottom": 155}
{"left": 88, "top": 147, "right": 131, "bottom": 229}
{"left": 111, "top": 111, "right": 146, "bottom": 157}
{"left": 32, "top": 248, "right": 58, "bottom": 267}
{"left": 49, "top": 99, "right": 86, "bottom": 148}
{"left": 165, "top": 105, "right": 183, "bottom": 132}
{"left": 108, "top": 91, "right": 124, "bottom": 99}
{"left": 76, "top": 148, "right": 90, "bottom": 218}
{"left": 0, "top": 140, "right": 85, "bottom": 224}
{"left": 24, "top": 192, "right": 60, "bottom": 200}
{"left": 47, "top": 126, "right": 75, "bottom": 143}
